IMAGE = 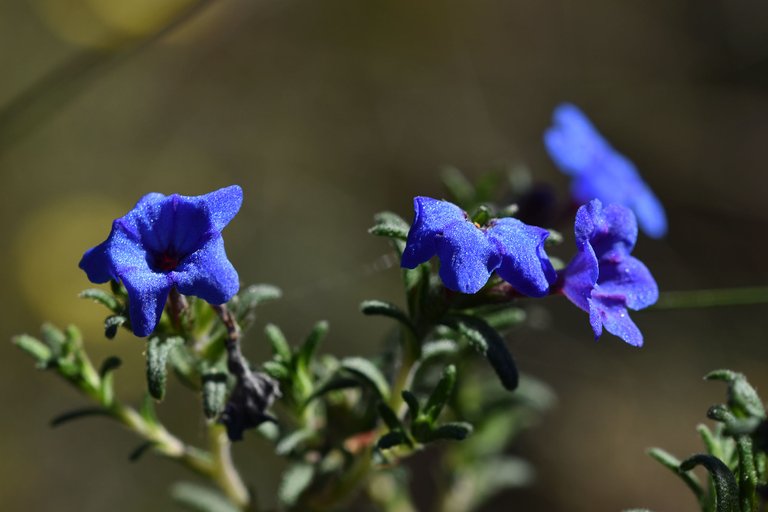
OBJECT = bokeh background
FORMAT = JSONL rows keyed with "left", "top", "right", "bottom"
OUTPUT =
{"left": 2, "top": 1, "right": 768, "bottom": 510}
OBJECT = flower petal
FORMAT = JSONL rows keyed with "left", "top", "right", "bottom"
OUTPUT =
{"left": 588, "top": 293, "right": 643, "bottom": 347}
{"left": 79, "top": 241, "right": 114, "bottom": 283}
{"left": 597, "top": 254, "right": 658, "bottom": 310}
{"left": 401, "top": 197, "right": 467, "bottom": 269}
{"left": 434, "top": 221, "right": 497, "bottom": 294}
{"left": 574, "top": 200, "right": 637, "bottom": 257}
{"left": 172, "top": 235, "right": 240, "bottom": 304}
{"left": 561, "top": 241, "right": 599, "bottom": 312}
{"left": 544, "top": 103, "right": 610, "bottom": 176}
{"left": 487, "top": 218, "right": 556, "bottom": 297}
{"left": 121, "top": 268, "right": 171, "bottom": 337}
{"left": 630, "top": 185, "right": 668, "bottom": 239}
{"left": 192, "top": 185, "right": 244, "bottom": 233}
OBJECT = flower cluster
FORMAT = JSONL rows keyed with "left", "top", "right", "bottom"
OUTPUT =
{"left": 80, "top": 185, "right": 243, "bottom": 337}
{"left": 544, "top": 103, "right": 667, "bottom": 239}
{"left": 401, "top": 196, "right": 658, "bottom": 345}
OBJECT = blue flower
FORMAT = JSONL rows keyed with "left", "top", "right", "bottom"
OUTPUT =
{"left": 401, "top": 197, "right": 556, "bottom": 296}
{"left": 559, "top": 199, "right": 658, "bottom": 346}
{"left": 80, "top": 186, "right": 243, "bottom": 337}
{"left": 544, "top": 103, "right": 668, "bottom": 238}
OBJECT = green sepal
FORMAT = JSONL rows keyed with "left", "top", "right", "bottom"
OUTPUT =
{"left": 201, "top": 372, "right": 228, "bottom": 420}
{"left": 12, "top": 334, "right": 52, "bottom": 367}
{"left": 79, "top": 288, "right": 120, "bottom": 312}
{"left": 705, "top": 370, "right": 766, "bottom": 419}
{"left": 680, "top": 454, "right": 739, "bottom": 512}
{"left": 447, "top": 315, "right": 519, "bottom": 391}
{"left": 339, "top": 357, "right": 390, "bottom": 400}
{"left": 369, "top": 211, "right": 410, "bottom": 241}
{"left": 171, "top": 481, "right": 241, "bottom": 512}
{"left": 50, "top": 407, "right": 110, "bottom": 427}
{"left": 424, "top": 365, "right": 457, "bottom": 422}
{"left": 647, "top": 448, "right": 704, "bottom": 500}
{"left": 265, "top": 324, "right": 291, "bottom": 363}
{"left": 360, "top": 300, "right": 416, "bottom": 334}
{"left": 146, "top": 336, "right": 183, "bottom": 401}
{"left": 279, "top": 463, "right": 315, "bottom": 507}
{"left": 470, "top": 205, "right": 491, "bottom": 226}
{"left": 104, "top": 315, "right": 127, "bottom": 339}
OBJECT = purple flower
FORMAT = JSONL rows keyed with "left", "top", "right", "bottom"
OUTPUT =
{"left": 560, "top": 199, "right": 658, "bottom": 346}
{"left": 401, "top": 197, "right": 556, "bottom": 296}
{"left": 544, "top": 103, "right": 668, "bottom": 239}
{"left": 79, "top": 186, "right": 243, "bottom": 337}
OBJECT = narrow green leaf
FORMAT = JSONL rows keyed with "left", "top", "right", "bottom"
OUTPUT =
{"left": 297, "top": 321, "right": 328, "bottom": 373}
{"left": 263, "top": 361, "right": 290, "bottom": 381}
{"left": 305, "top": 376, "right": 360, "bottom": 403}
{"left": 424, "top": 365, "right": 457, "bottom": 422}
{"left": 377, "top": 431, "right": 406, "bottom": 450}
{"left": 171, "top": 482, "right": 241, "bottom": 512}
{"left": 202, "top": 372, "right": 228, "bottom": 419}
{"left": 340, "top": 357, "right": 390, "bottom": 400}
{"left": 99, "top": 356, "right": 122, "bottom": 377}
{"left": 441, "top": 166, "right": 475, "bottom": 206}
{"left": 449, "top": 315, "right": 519, "bottom": 391}
{"left": 401, "top": 390, "right": 421, "bottom": 418}
{"left": 279, "top": 463, "right": 314, "bottom": 507}
{"left": 99, "top": 356, "right": 121, "bottom": 406}
{"left": 146, "top": 336, "right": 182, "bottom": 401}
{"left": 140, "top": 393, "right": 159, "bottom": 425}
{"left": 360, "top": 300, "right": 416, "bottom": 334}
{"left": 421, "top": 339, "right": 459, "bottom": 361}
{"left": 378, "top": 402, "right": 403, "bottom": 431}
{"left": 104, "top": 315, "right": 127, "bottom": 339}
{"left": 680, "top": 454, "right": 739, "bottom": 512}
{"left": 265, "top": 324, "right": 291, "bottom": 363}
{"left": 481, "top": 307, "right": 527, "bottom": 331}
{"left": 40, "top": 323, "right": 66, "bottom": 353}
{"left": 430, "top": 421, "right": 473, "bottom": 441}
{"left": 647, "top": 448, "right": 704, "bottom": 500}
{"left": 276, "top": 429, "right": 316, "bottom": 456}
{"left": 237, "top": 284, "right": 282, "bottom": 309}
{"left": 12, "top": 334, "right": 52, "bottom": 366}
{"left": 697, "top": 424, "right": 725, "bottom": 459}
{"left": 128, "top": 441, "right": 155, "bottom": 462}
{"left": 369, "top": 211, "right": 410, "bottom": 241}
{"left": 736, "top": 436, "right": 758, "bottom": 512}
{"left": 50, "top": 407, "right": 110, "bottom": 427}
{"left": 79, "top": 288, "right": 120, "bottom": 311}
{"left": 706, "top": 370, "right": 766, "bottom": 419}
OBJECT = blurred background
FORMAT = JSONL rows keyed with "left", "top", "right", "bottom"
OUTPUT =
{"left": 2, "top": 1, "right": 768, "bottom": 510}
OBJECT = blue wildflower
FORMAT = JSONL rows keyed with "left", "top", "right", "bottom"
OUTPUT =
{"left": 559, "top": 199, "right": 658, "bottom": 346}
{"left": 401, "top": 197, "right": 556, "bottom": 296}
{"left": 79, "top": 186, "right": 243, "bottom": 337}
{"left": 544, "top": 103, "right": 668, "bottom": 238}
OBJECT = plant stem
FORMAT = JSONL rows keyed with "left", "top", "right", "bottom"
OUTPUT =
{"left": 209, "top": 423, "right": 251, "bottom": 510}
{"left": 653, "top": 286, "right": 768, "bottom": 310}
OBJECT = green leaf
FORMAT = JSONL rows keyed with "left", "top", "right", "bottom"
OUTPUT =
{"left": 139, "top": 393, "right": 159, "bottom": 425}
{"left": 705, "top": 370, "right": 766, "bottom": 419}
{"left": 360, "top": 300, "right": 416, "bottom": 334}
{"left": 50, "top": 407, "right": 110, "bottom": 427}
{"left": 99, "top": 356, "right": 121, "bottom": 406}
{"left": 378, "top": 402, "right": 404, "bottom": 431}
{"left": 421, "top": 339, "right": 459, "bottom": 361}
{"left": 297, "top": 321, "right": 328, "bottom": 373}
{"left": 339, "top": 357, "right": 390, "bottom": 400}
{"left": 79, "top": 288, "right": 120, "bottom": 312}
{"left": 401, "top": 390, "right": 421, "bottom": 418}
{"left": 171, "top": 481, "right": 241, "bottom": 512}
{"left": 480, "top": 307, "right": 526, "bottom": 331}
{"left": 104, "top": 315, "right": 127, "bottom": 339}
{"left": 449, "top": 315, "right": 519, "bottom": 391}
{"left": 265, "top": 324, "right": 292, "bottom": 363}
{"left": 202, "top": 372, "right": 228, "bottom": 419}
{"left": 441, "top": 166, "right": 475, "bottom": 206}
{"left": 429, "top": 421, "right": 473, "bottom": 441}
{"left": 146, "top": 336, "right": 182, "bottom": 401}
{"left": 276, "top": 429, "right": 316, "bottom": 456}
{"left": 424, "top": 365, "right": 457, "bottom": 422}
{"left": 263, "top": 361, "right": 290, "bottom": 381}
{"left": 12, "top": 334, "right": 52, "bottom": 366}
{"left": 279, "top": 463, "right": 314, "bottom": 507}
{"left": 647, "top": 448, "right": 704, "bottom": 500}
{"left": 680, "top": 454, "right": 739, "bottom": 512}
{"left": 736, "top": 436, "right": 758, "bottom": 512}
{"left": 377, "top": 431, "right": 407, "bottom": 450}
{"left": 369, "top": 211, "right": 410, "bottom": 241}
{"left": 237, "top": 284, "right": 282, "bottom": 309}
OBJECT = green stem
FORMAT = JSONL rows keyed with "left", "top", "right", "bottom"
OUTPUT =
{"left": 653, "top": 286, "right": 768, "bottom": 310}
{"left": 209, "top": 424, "right": 251, "bottom": 510}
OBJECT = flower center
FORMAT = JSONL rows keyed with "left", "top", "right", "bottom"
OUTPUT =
{"left": 154, "top": 251, "right": 181, "bottom": 272}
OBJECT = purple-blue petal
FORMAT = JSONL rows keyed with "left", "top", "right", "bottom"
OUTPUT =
{"left": 79, "top": 241, "right": 114, "bottom": 283}
{"left": 173, "top": 235, "right": 240, "bottom": 304}
{"left": 544, "top": 103, "right": 610, "bottom": 176}
{"left": 596, "top": 253, "right": 658, "bottom": 310}
{"left": 487, "top": 218, "right": 556, "bottom": 297}
{"left": 401, "top": 197, "right": 468, "bottom": 269}
{"left": 588, "top": 293, "right": 644, "bottom": 347}
{"left": 561, "top": 241, "right": 599, "bottom": 312}
{"left": 121, "top": 268, "right": 172, "bottom": 337}
{"left": 434, "top": 221, "right": 497, "bottom": 294}
{"left": 190, "top": 185, "right": 243, "bottom": 233}
{"left": 630, "top": 185, "right": 668, "bottom": 239}
{"left": 575, "top": 200, "right": 637, "bottom": 257}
